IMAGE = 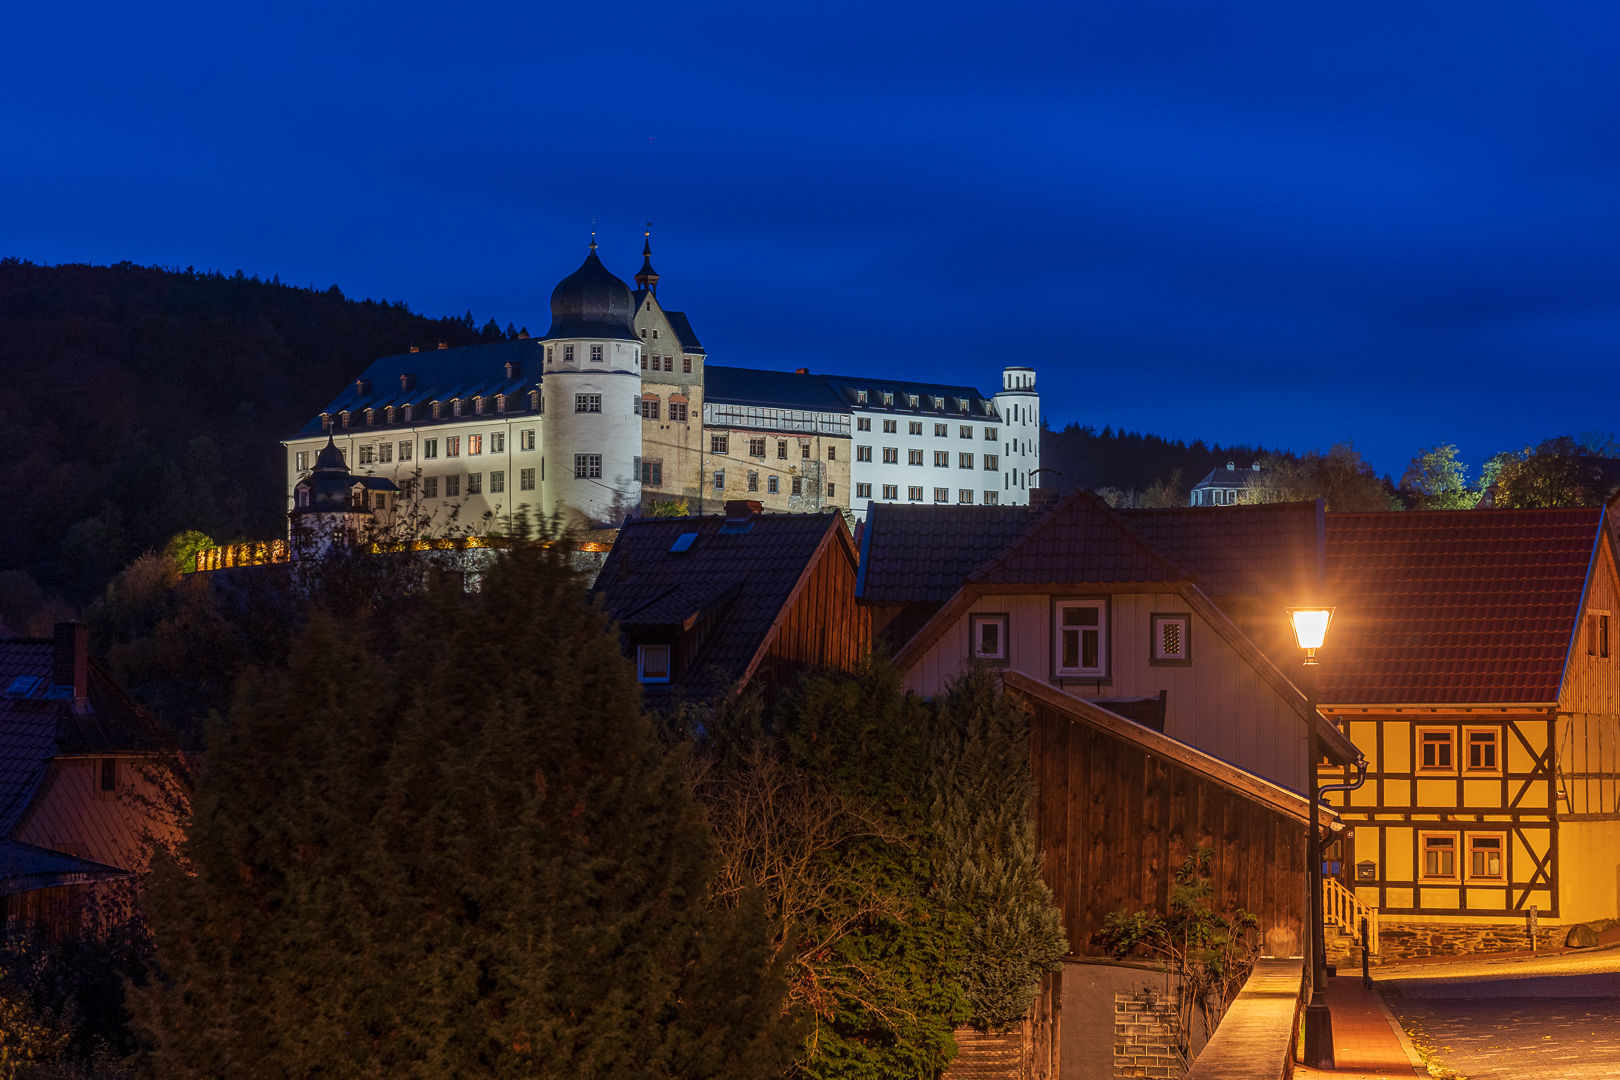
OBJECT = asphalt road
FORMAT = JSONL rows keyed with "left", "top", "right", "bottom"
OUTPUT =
{"left": 1376, "top": 949, "right": 1620, "bottom": 1078}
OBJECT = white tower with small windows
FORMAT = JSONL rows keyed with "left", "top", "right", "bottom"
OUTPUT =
{"left": 538, "top": 240, "right": 644, "bottom": 526}
{"left": 994, "top": 366, "right": 1041, "bottom": 498}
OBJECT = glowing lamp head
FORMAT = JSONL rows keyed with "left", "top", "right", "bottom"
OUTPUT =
{"left": 1287, "top": 607, "right": 1335, "bottom": 652}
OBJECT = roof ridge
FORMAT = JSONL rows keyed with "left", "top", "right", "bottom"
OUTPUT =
{"left": 966, "top": 488, "right": 1190, "bottom": 585}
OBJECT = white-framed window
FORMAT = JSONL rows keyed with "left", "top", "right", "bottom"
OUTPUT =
{"left": 883, "top": 392, "right": 894, "bottom": 406}
{"left": 295, "top": 451, "right": 309, "bottom": 471}
{"left": 856, "top": 390, "right": 868, "bottom": 404}
{"left": 638, "top": 644, "right": 671, "bottom": 683}
{"left": 446, "top": 436, "right": 461, "bottom": 457}
{"left": 857, "top": 417, "right": 871, "bottom": 431}
{"left": 1055, "top": 598, "right": 1107, "bottom": 678}
{"left": 520, "top": 468, "right": 535, "bottom": 491}
{"left": 983, "top": 491, "right": 999, "bottom": 505}
{"left": 399, "top": 441, "right": 413, "bottom": 461}
{"left": 576, "top": 394, "right": 601, "bottom": 413}
{"left": 445, "top": 475, "right": 461, "bottom": 497}
{"left": 591, "top": 344, "right": 604, "bottom": 362}
{"left": 1467, "top": 834, "right": 1505, "bottom": 880}
{"left": 575, "top": 454, "right": 601, "bottom": 479}
{"left": 358, "top": 445, "right": 375, "bottom": 465}
{"left": 883, "top": 419, "right": 898, "bottom": 433}
{"left": 467, "top": 473, "right": 482, "bottom": 495}
{"left": 490, "top": 471, "right": 505, "bottom": 493}
{"left": 882, "top": 484, "right": 899, "bottom": 500}
{"left": 1418, "top": 728, "right": 1456, "bottom": 772}
{"left": 908, "top": 486, "right": 923, "bottom": 501}
{"left": 379, "top": 443, "right": 393, "bottom": 463}
{"left": 1150, "top": 613, "right": 1192, "bottom": 664}
{"left": 423, "top": 439, "right": 438, "bottom": 459}
{"left": 1465, "top": 728, "right": 1500, "bottom": 773}
{"left": 520, "top": 429, "right": 535, "bottom": 451}
{"left": 468, "top": 434, "right": 483, "bottom": 455}
{"left": 969, "top": 613, "right": 1009, "bottom": 662}
{"left": 958, "top": 489, "right": 974, "bottom": 504}
{"left": 563, "top": 344, "right": 574, "bottom": 362}
{"left": 1420, "top": 832, "right": 1458, "bottom": 879}
{"left": 856, "top": 483, "right": 873, "bottom": 499}
{"left": 492, "top": 432, "right": 505, "bottom": 453}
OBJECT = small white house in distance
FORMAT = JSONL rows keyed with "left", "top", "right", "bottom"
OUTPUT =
{"left": 888, "top": 489, "right": 1358, "bottom": 794}
{"left": 821, "top": 366, "right": 1040, "bottom": 519}
{"left": 1190, "top": 460, "right": 1266, "bottom": 506}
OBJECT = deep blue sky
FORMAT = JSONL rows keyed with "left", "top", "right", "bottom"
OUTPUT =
{"left": 4, "top": 2, "right": 1618, "bottom": 481}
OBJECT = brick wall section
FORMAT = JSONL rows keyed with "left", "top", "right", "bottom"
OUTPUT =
{"left": 1328, "top": 920, "right": 1564, "bottom": 965}
{"left": 1113, "top": 992, "right": 1184, "bottom": 1079}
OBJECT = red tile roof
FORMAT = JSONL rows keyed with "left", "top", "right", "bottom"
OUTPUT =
{"left": 592, "top": 512, "right": 851, "bottom": 705}
{"left": 1121, "top": 501, "right": 1322, "bottom": 601}
{"left": 857, "top": 504, "right": 1037, "bottom": 603}
{"left": 967, "top": 489, "right": 1187, "bottom": 587}
{"left": 1320, "top": 507, "right": 1607, "bottom": 705}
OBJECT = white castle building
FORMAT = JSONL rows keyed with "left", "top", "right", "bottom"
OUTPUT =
{"left": 282, "top": 238, "right": 1040, "bottom": 533}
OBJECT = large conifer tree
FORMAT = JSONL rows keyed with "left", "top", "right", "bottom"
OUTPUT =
{"left": 132, "top": 544, "right": 794, "bottom": 1079}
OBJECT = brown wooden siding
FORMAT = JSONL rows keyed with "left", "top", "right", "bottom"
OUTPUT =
{"left": 751, "top": 536, "right": 868, "bottom": 698}
{"left": 1029, "top": 697, "right": 1308, "bottom": 958}
{"left": 1561, "top": 534, "right": 1620, "bottom": 717}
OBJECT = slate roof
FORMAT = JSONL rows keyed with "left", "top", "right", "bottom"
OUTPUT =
{"left": 820, "top": 373, "right": 999, "bottom": 418}
{"left": 1193, "top": 464, "right": 1269, "bottom": 489}
{"left": 857, "top": 503, "right": 1038, "bottom": 603}
{"left": 1120, "top": 501, "right": 1322, "bottom": 601}
{"left": 1320, "top": 507, "right": 1609, "bottom": 705}
{"left": 593, "top": 512, "right": 852, "bottom": 705}
{"left": 703, "top": 366, "right": 851, "bottom": 413}
{"left": 662, "top": 311, "right": 706, "bottom": 355}
{"left": 967, "top": 489, "right": 1188, "bottom": 587}
{"left": 0, "top": 838, "right": 127, "bottom": 897}
{"left": 294, "top": 339, "right": 542, "bottom": 438}
{"left": 0, "top": 638, "right": 167, "bottom": 833}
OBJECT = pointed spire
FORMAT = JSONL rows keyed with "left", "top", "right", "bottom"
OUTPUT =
{"left": 635, "top": 222, "right": 659, "bottom": 294}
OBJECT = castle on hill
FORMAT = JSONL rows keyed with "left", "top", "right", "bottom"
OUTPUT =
{"left": 282, "top": 236, "right": 1041, "bottom": 534}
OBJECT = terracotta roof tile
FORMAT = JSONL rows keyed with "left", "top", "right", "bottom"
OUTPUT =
{"left": 1121, "top": 501, "right": 1322, "bottom": 600}
{"left": 1320, "top": 507, "right": 1605, "bottom": 705}
{"left": 968, "top": 489, "right": 1187, "bottom": 587}
{"left": 857, "top": 504, "right": 1037, "bottom": 603}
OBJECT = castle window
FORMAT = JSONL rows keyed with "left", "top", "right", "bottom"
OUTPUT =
{"left": 640, "top": 328, "right": 647, "bottom": 339}
{"left": 547, "top": 346, "right": 554, "bottom": 363}
{"left": 296, "top": 486, "right": 310, "bottom": 508}
{"left": 800, "top": 443, "right": 810, "bottom": 460}
{"left": 791, "top": 477, "right": 802, "bottom": 496}
{"left": 576, "top": 394, "right": 601, "bottom": 413}
{"left": 767, "top": 475, "right": 779, "bottom": 494}
{"left": 827, "top": 484, "right": 835, "bottom": 498}
{"left": 664, "top": 356, "right": 673, "bottom": 372}
{"left": 640, "top": 352, "right": 648, "bottom": 368}
{"left": 520, "top": 429, "right": 535, "bottom": 451}
{"left": 591, "top": 345, "right": 603, "bottom": 362}
{"left": 468, "top": 435, "right": 482, "bottom": 456}
{"left": 295, "top": 451, "right": 309, "bottom": 472}
{"left": 712, "top": 434, "right": 729, "bottom": 454}
{"left": 492, "top": 432, "right": 505, "bottom": 453}
{"left": 431, "top": 402, "right": 442, "bottom": 419}
{"left": 714, "top": 470, "right": 725, "bottom": 490}
{"left": 564, "top": 345, "right": 574, "bottom": 362}
{"left": 446, "top": 437, "right": 461, "bottom": 457}
{"left": 908, "top": 486, "right": 922, "bottom": 501}
{"left": 669, "top": 401, "right": 686, "bottom": 422}
{"left": 520, "top": 468, "right": 535, "bottom": 491}
{"left": 445, "top": 475, "right": 461, "bottom": 497}
{"left": 642, "top": 461, "right": 662, "bottom": 485}
{"left": 777, "top": 440, "right": 788, "bottom": 460}
{"left": 575, "top": 455, "right": 601, "bottom": 479}
{"left": 490, "top": 471, "right": 505, "bottom": 493}
{"left": 424, "top": 477, "right": 438, "bottom": 498}
{"left": 99, "top": 757, "right": 117, "bottom": 795}
{"left": 399, "top": 441, "right": 413, "bottom": 461}
{"left": 750, "top": 437, "right": 766, "bottom": 456}
{"left": 467, "top": 473, "right": 482, "bottom": 495}
{"left": 683, "top": 357, "right": 691, "bottom": 373}
{"left": 910, "top": 421, "right": 923, "bottom": 435}
{"left": 652, "top": 328, "right": 659, "bottom": 339}
{"left": 641, "top": 398, "right": 660, "bottom": 420}
{"left": 748, "top": 472, "right": 759, "bottom": 492}
{"left": 827, "top": 445, "right": 836, "bottom": 461}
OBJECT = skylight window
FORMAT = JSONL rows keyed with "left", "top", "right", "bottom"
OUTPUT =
{"left": 669, "top": 532, "right": 700, "bottom": 553}
{"left": 4, "top": 676, "right": 43, "bottom": 699}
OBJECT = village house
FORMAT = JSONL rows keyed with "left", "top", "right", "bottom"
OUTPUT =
{"left": 1320, "top": 505, "right": 1620, "bottom": 957}
{"left": 0, "top": 624, "right": 180, "bottom": 933}
{"left": 592, "top": 501, "right": 864, "bottom": 708}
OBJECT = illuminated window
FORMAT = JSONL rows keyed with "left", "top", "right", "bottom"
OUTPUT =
{"left": 379, "top": 443, "right": 393, "bottom": 463}
{"left": 491, "top": 432, "right": 504, "bottom": 453}
{"left": 520, "top": 429, "right": 535, "bottom": 451}
{"left": 1421, "top": 833, "right": 1458, "bottom": 879}
{"left": 1419, "top": 728, "right": 1455, "bottom": 771}
{"left": 446, "top": 436, "right": 460, "bottom": 457}
{"left": 1468, "top": 835, "right": 1504, "bottom": 879}
{"left": 1466, "top": 728, "right": 1500, "bottom": 772}
{"left": 970, "top": 613, "right": 1009, "bottom": 662}
{"left": 637, "top": 645, "right": 671, "bottom": 683}
{"left": 1055, "top": 599, "right": 1107, "bottom": 677}
{"left": 857, "top": 390, "right": 868, "bottom": 404}
{"left": 467, "top": 435, "right": 482, "bottom": 455}
{"left": 295, "top": 451, "right": 309, "bottom": 472}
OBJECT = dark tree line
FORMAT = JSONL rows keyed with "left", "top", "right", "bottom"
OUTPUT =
{"left": 1040, "top": 423, "right": 1285, "bottom": 502}
{"left": 0, "top": 258, "right": 521, "bottom": 606}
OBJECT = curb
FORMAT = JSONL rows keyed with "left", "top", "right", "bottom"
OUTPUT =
{"left": 1369, "top": 989, "right": 1429, "bottom": 1077}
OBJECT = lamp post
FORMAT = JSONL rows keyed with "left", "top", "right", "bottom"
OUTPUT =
{"left": 1288, "top": 606, "right": 1335, "bottom": 1071}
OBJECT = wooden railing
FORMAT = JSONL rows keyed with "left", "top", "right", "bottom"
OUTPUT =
{"left": 1323, "top": 876, "right": 1378, "bottom": 955}
{"left": 194, "top": 540, "right": 290, "bottom": 572}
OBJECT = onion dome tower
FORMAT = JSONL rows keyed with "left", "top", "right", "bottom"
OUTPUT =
{"left": 539, "top": 238, "right": 644, "bottom": 527}
{"left": 289, "top": 435, "right": 397, "bottom": 557}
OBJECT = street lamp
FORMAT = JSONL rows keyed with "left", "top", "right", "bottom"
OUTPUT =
{"left": 1288, "top": 605, "right": 1335, "bottom": 1071}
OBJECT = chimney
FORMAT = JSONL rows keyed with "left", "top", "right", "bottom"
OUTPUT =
{"left": 1029, "top": 488, "right": 1058, "bottom": 516}
{"left": 409, "top": 345, "right": 420, "bottom": 353}
{"left": 506, "top": 360, "right": 523, "bottom": 379}
{"left": 53, "top": 622, "right": 88, "bottom": 712}
{"left": 438, "top": 342, "right": 449, "bottom": 350}
{"left": 725, "top": 500, "right": 763, "bottom": 520}
{"left": 400, "top": 373, "right": 416, "bottom": 391}
{"left": 795, "top": 367, "right": 809, "bottom": 375}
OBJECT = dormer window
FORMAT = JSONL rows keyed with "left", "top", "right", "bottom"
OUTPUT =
{"left": 532, "top": 390, "right": 542, "bottom": 412}
{"left": 321, "top": 413, "right": 332, "bottom": 431}
{"left": 883, "top": 392, "right": 894, "bottom": 407}
{"left": 453, "top": 399, "right": 464, "bottom": 417}
{"left": 296, "top": 485, "right": 310, "bottom": 508}
{"left": 403, "top": 404, "right": 413, "bottom": 422}
{"left": 340, "top": 411, "right": 351, "bottom": 428}
{"left": 474, "top": 397, "right": 485, "bottom": 415}
{"left": 909, "top": 394, "right": 919, "bottom": 408}
{"left": 431, "top": 401, "right": 442, "bottom": 419}
{"left": 857, "top": 390, "right": 868, "bottom": 404}
{"left": 495, "top": 395, "right": 506, "bottom": 414}
{"left": 364, "top": 409, "right": 375, "bottom": 426}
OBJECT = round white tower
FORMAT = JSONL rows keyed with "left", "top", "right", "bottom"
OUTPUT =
{"left": 993, "top": 366, "right": 1040, "bottom": 503}
{"left": 539, "top": 241, "right": 644, "bottom": 527}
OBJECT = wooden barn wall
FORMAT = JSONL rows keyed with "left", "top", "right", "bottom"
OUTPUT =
{"left": 11, "top": 756, "right": 181, "bottom": 873}
{"left": 1029, "top": 699, "right": 1308, "bottom": 958}
{"left": 1561, "top": 535, "right": 1620, "bottom": 718}
{"left": 754, "top": 541, "right": 867, "bottom": 695}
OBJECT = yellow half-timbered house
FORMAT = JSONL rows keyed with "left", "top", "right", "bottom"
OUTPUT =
{"left": 1321, "top": 505, "right": 1620, "bottom": 957}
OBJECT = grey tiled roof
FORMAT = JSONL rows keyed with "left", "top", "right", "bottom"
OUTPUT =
{"left": 662, "top": 311, "right": 706, "bottom": 354}
{"left": 0, "top": 838, "right": 128, "bottom": 897}
{"left": 856, "top": 503, "right": 1037, "bottom": 603}
{"left": 703, "top": 366, "right": 851, "bottom": 412}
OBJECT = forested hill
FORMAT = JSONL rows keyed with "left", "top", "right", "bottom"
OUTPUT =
{"left": 1040, "top": 422, "right": 1286, "bottom": 500}
{"left": 0, "top": 259, "right": 522, "bottom": 605}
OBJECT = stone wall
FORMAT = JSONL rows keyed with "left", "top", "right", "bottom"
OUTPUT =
{"left": 1335, "top": 920, "right": 1565, "bottom": 964}
{"left": 1113, "top": 990, "right": 1184, "bottom": 1079}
